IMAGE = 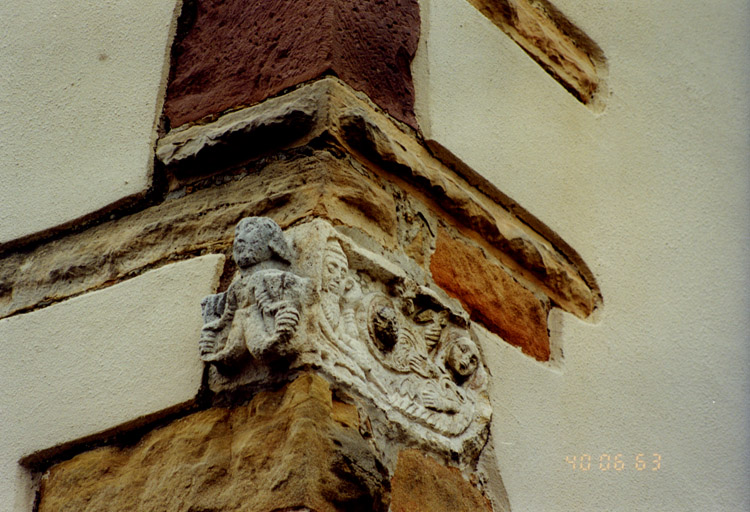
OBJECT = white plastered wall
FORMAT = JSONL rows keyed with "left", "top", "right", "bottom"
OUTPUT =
{"left": 0, "top": 0, "right": 180, "bottom": 245}
{"left": 414, "top": 0, "right": 749, "bottom": 510}
{"left": 0, "top": 1, "right": 747, "bottom": 511}
{"left": 0, "top": 255, "right": 224, "bottom": 511}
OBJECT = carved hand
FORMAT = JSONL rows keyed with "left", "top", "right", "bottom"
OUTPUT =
{"left": 341, "top": 277, "right": 362, "bottom": 307}
{"left": 421, "top": 387, "right": 442, "bottom": 411}
{"left": 274, "top": 302, "right": 300, "bottom": 338}
{"left": 198, "top": 323, "right": 219, "bottom": 357}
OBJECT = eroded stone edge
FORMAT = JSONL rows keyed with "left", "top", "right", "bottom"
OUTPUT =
{"left": 1, "top": 78, "right": 600, "bottom": 322}
{"left": 464, "top": 0, "right": 608, "bottom": 110}
{"left": 0, "top": 152, "right": 396, "bottom": 320}
{"left": 156, "top": 77, "right": 600, "bottom": 318}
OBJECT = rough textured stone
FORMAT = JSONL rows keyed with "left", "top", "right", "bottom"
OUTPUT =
{"left": 390, "top": 450, "right": 493, "bottom": 512}
{"left": 2, "top": 79, "right": 597, "bottom": 333}
{"left": 158, "top": 79, "right": 326, "bottom": 172}
{"left": 430, "top": 227, "right": 550, "bottom": 361}
{"left": 157, "top": 78, "right": 599, "bottom": 319}
{"left": 38, "top": 373, "right": 388, "bottom": 512}
{"left": 164, "top": 0, "right": 420, "bottom": 129}
{"left": 0, "top": 150, "right": 397, "bottom": 320}
{"left": 2, "top": 79, "right": 598, "bottom": 350}
{"left": 464, "top": 0, "right": 607, "bottom": 108}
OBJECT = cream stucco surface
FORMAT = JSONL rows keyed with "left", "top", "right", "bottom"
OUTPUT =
{"left": 0, "top": 0, "right": 179, "bottom": 245}
{"left": 0, "top": 255, "right": 224, "bottom": 511}
{"left": 415, "top": 0, "right": 749, "bottom": 510}
{"left": 1, "top": 1, "right": 747, "bottom": 511}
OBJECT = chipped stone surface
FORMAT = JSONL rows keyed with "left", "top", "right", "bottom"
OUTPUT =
{"left": 2, "top": 80, "right": 597, "bottom": 355}
{"left": 0, "top": 150, "right": 396, "bottom": 320}
{"left": 390, "top": 450, "right": 493, "bottom": 512}
{"left": 38, "top": 373, "right": 388, "bottom": 512}
{"left": 200, "top": 218, "right": 492, "bottom": 467}
{"left": 431, "top": 227, "right": 550, "bottom": 361}
{"left": 157, "top": 79, "right": 326, "bottom": 171}
{"left": 157, "top": 78, "right": 599, "bottom": 319}
{"left": 164, "top": 0, "right": 420, "bottom": 129}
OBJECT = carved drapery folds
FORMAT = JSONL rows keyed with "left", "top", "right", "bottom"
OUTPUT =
{"left": 200, "top": 217, "right": 492, "bottom": 464}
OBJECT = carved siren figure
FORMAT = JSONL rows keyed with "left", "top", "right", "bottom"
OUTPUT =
{"left": 199, "top": 217, "right": 307, "bottom": 371}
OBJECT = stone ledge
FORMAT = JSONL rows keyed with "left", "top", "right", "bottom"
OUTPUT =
{"left": 464, "top": 0, "right": 608, "bottom": 110}
{"left": 157, "top": 77, "right": 600, "bottom": 319}
{"left": 1, "top": 79, "right": 600, "bottom": 359}
{"left": 0, "top": 152, "right": 397, "bottom": 320}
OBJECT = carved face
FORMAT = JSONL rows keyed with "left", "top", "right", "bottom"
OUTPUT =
{"left": 372, "top": 305, "right": 398, "bottom": 350}
{"left": 233, "top": 224, "right": 273, "bottom": 269}
{"left": 322, "top": 253, "right": 348, "bottom": 295}
{"left": 447, "top": 336, "right": 480, "bottom": 379}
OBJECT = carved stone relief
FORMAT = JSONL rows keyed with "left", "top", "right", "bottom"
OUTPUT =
{"left": 199, "top": 217, "right": 492, "bottom": 465}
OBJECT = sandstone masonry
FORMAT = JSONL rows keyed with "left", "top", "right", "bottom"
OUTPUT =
{"left": 4, "top": 3, "right": 602, "bottom": 509}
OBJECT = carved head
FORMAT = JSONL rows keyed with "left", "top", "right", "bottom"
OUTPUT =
{"left": 321, "top": 239, "right": 349, "bottom": 295}
{"left": 233, "top": 217, "right": 292, "bottom": 269}
{"left": 444, "top": 332, "right": 480, "bottom": 381}
{"left": 371, "top": 303, "right": 399, "bottom": 350}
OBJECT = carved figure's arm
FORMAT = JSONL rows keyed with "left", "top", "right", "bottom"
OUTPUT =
{"left": 340, "top": 277, "right": 362, "bottom": 339}
{"left": 200, "top": 284, "right": 240, "bottom": 360}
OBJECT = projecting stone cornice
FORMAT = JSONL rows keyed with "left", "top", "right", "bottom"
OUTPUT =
{"left": 0, "top": 78, "right": 600, "bottom": 361}
{"left": 157, "top": 77, "right": 600, "bottom": 322}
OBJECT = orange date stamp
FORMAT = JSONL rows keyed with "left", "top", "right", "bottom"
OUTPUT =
{"left": 565, "top": 453, "right": 662, "bottom": 472}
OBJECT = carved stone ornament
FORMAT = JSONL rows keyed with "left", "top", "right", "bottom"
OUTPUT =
{"left": 199, "top": 217, "right": 492, "bottom": 465}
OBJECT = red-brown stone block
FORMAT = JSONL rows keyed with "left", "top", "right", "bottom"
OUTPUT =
{"left": 430, "top": 227, "right": 550, "bottom": 361}
{"left": 390, "top": 450, "right": 493, "bottom": 512}
{"left": 165, "top": 0, "right": 420, "bottom": 129}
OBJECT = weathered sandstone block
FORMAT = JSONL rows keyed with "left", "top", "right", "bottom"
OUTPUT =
{"left": 164, "top": 0, "right": 420, "bottom": 128}
{"left": 390, "top": 450, "right": 493, "bottom": 512}
{"left": 158, "top": 78, "right": 599, "bottom": 320}
{"left": 0, "top": 150, "right": 397, "bottom": 320}
{"left": 38, "top": 373, "right": 388, "bottom": 512}
{"left": 463, "top": 0, "right": 607, "bottom": 109}
{"left": 431, "top": 227, "right": 550, "bottom": 361}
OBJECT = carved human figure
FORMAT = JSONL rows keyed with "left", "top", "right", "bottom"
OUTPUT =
{"left": 419, "top": 328, "right": 481, "bottom": 416}
{"left": 197, "top": 219, "right": 492, "bottom": 458}
{"left": 364, "top": 294, "right": 447, "bottom": 381}
{"left": 319, "top": 239, "right": 361, "bottom": 346}
{"left": 199, "top": 217, "right": 306, "bottom": 368}
{"left": 445, "top": 334, "right": 480, "bottom": 382}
